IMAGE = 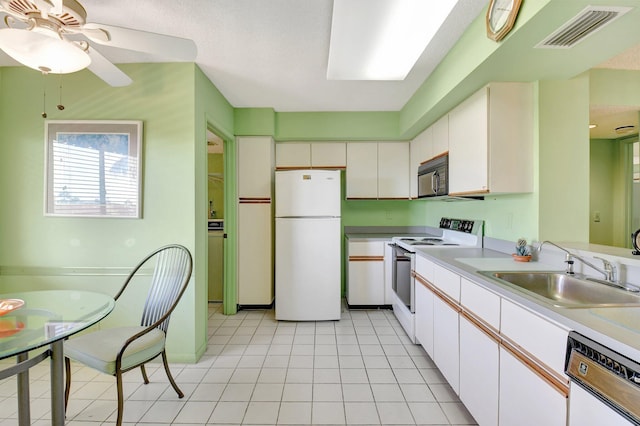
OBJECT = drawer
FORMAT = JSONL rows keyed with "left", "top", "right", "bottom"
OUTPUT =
{"left": 415, "top": 255, "right": 434, "bottom": 283}
{"left": 500, "top": 299, "right": 569, "bottom": 376}
{"left": 348, "top": 241, "right": 385, "bottom": 257}
{"left": 433, "top": 264, "right": 461, "bottom": 302}
{"left": 460, "top": 277, "right": 500, "bottom": 330}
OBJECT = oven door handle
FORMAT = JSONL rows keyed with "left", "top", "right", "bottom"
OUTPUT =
{"left": 391, "top": 243, "right": 412, "bottom": 259}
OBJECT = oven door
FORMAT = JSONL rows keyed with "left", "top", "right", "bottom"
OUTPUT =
{"left": 391, "top": 244, "right": 414, "bottom": 312}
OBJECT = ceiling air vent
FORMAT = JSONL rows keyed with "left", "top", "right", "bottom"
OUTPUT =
{"left": 536, "top": 6, "right": 632, "bottom": 49}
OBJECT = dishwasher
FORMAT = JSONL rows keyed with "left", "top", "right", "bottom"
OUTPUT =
{"left": 565, "top": 331, "right": 640, "bottom": 425}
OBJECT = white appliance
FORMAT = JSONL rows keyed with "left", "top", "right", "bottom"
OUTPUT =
{"left": 390, "top": 218, "right": 483, "bottom": 342}
{"left": 275, "top": 170, "right": 341, "bottom": 321}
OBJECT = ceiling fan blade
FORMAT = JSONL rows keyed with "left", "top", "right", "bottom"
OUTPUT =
{"left": 83, "top": 23, "right": 197, "bottom": 61}
{"left": 87, "top": 47, "right": 132, "bottom": 87}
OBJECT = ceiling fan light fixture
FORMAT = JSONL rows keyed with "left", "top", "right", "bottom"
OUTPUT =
{"left": 0, "top": 28, "right": 91, "bottom": 74}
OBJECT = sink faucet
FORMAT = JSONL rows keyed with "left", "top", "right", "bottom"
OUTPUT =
{"left": 537, "top": 241, "right": 616, "bottom": 282}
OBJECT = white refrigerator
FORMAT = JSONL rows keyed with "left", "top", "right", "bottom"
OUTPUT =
{"left": 275, "top": 169, "right": 341, "bottom": 321}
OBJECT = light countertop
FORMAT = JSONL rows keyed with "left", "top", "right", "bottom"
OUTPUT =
{"left": 412, "top": 246, "right": 640, "bottom": 363}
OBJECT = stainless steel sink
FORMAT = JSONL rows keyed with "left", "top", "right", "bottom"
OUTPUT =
{"left": 479, "top": 271, "right": 640, "bottom": 308}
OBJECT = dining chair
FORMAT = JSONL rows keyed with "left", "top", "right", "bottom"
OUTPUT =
{"left": 64, "top": 244, "right": 193, "bottom": 426}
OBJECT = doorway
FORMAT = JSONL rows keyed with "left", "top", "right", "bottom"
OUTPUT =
{"left": 207, "top": 128, "right": 224, "bottom": 302}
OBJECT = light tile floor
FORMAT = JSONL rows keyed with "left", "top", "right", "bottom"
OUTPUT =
{"left": 0, "top": 303, "right": 477, "bottom": 425}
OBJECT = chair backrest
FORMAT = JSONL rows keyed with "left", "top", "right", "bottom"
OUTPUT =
{"left": 116, "top": 244, "right": 193, "bottom": 333}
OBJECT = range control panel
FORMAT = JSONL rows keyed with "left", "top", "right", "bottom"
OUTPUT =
{"left": 439, "top": 218, "right": 480, "bottom": 234}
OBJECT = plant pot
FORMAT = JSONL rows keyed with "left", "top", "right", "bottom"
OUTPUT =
{"left": 512, "top": 254, "right": 532, "bottom": 262}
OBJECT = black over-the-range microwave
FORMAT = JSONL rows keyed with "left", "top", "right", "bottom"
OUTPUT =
{"left": 417, "top": 154, "right": 448, "bottom": 198}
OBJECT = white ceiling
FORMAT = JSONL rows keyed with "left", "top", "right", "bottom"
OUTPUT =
{"left": 590, "top": 43, "right": 640, "bottom": 140}
{"left": 0, "top": 0, "right": 486, "bottom": 112}
{"left": 1, "top": 0, "right": 639, "bottom": 138}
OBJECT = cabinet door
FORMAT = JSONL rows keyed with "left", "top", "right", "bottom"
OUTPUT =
{"left": 410, "top": 128, "right": 431, "bottom": 198}
{"left": 347, "top": 241, "right": 385, "bottom": 305}
{"left": 569, "top": 384, "right": 633, "bottom": 426}
{"left": 276, "top": 143, "right": 311, "bottom": 168}
{"left": 346, "top": 142, "right": 378, "bottom": 199}
{"left": 237, "top": 137, "right": 274, "bottom": 198}
{"left": 238, "top": 202, "right": 273, "bottom": 305}
{"left": 459, "top": 316, "right": 499, "bottom": 426}
{"left": 347, "top": 260, "right": 384, "bottom": 305}
{"left": 414, "top": 280, "right": 434, "bottom": 357}
{"left": 378, "top": 142, "right": 409, "bottom": 199}
{"left": 448, "top": 87, "right": 489, "bottom": 195}
{"left": 499, "top": 347, "right": 567, "bottom": 426}
{"left": 431, "top": 114, "right": 449, "bottom": 158}
{"left": 311, "top": 142, "right": 346, "bottom": 168}
{"left": 433, "top": 296, "right": 459, "bottom": 394}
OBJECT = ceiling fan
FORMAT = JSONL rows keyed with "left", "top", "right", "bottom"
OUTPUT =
{"left": 0, "top": 0, "right": 197, "bottom": 86}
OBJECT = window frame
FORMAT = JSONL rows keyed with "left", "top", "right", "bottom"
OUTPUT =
{"left": 44, "top": 120, "right": 143, "bottom": 218}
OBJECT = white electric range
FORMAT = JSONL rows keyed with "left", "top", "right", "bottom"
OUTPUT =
{"left": 390, "top": 218, "right": 484, "bottom": 343}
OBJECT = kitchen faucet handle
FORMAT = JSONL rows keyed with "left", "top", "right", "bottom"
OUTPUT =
{"left": 594, "top": 256, "right": 613, "bottom": 270}
{"left": 594, "top": 256, "right": 616, "bottom": 281}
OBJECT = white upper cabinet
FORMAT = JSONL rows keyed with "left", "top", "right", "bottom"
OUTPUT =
{"left": 410, "top": 126, "right": 431, "bottom": 198}
{"left": 311, "top": 142, "right": 346, "bottom": 168}
{"left": 346, "top": 142, "right": 409, "bottom": 199}
{"left": 346, "top": 142, "right": 378, "bottom": 198}
{"left": 237, "top": 136, "right": 274, "bottom": 199}
{"left": 448, "top": 82, "right": 533, "bottom": 195}
{"left": 276, "top": 143, "right": 311, "bottom": 168}
{"left": 275, "top": 142, "right": 346, "bottom": 169}
{"left": 431, "top": 114, "right": 449, "bottom": 158}
{"left": 378, "top": 142, "right": 409, "bottom": 199}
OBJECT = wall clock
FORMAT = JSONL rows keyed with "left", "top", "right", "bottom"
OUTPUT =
{"left": 486, "top": 0, "right": 523, "bottom": 42}
{"left": 632, "top": 228, "right": 640, "bottom": 255}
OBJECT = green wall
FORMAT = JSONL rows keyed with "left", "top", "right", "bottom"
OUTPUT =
{"left": 590, "top": 138, "right": 617, "bottom": 246}
{"left": 538, "top": 77, "right": 590, "bottom": 242}
{"left": 0, "top": 62, "right": 235, "bottom": 362}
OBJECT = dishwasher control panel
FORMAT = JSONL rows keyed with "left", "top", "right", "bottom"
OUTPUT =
{"left": 566, "top": 331, "right": 640, "bottom": 425}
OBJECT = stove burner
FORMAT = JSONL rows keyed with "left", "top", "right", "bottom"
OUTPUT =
{"left": 421, "top": 238, "right": 443, "bottom": 242}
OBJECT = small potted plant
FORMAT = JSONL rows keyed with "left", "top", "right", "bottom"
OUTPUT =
{"left": 513, "top": 238, "right": 532, "bottom": 262}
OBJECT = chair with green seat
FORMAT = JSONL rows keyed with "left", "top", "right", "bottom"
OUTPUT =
{"left": 64, "top": 244, "right": 193, "bottom": 426}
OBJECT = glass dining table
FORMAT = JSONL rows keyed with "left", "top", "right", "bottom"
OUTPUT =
{"left": 0, "top": 290, "right": 115, "bottom": 425}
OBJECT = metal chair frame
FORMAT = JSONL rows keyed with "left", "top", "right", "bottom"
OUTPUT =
{"left": 64, "top": 244, "right": 193, "bottom": 426}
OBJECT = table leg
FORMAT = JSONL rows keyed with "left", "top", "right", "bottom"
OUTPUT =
{"left": 50, "top": 340, "right": 65, "bottom": 425}
{"left": 16, "top": 352, "right": 30, "bottom": 426}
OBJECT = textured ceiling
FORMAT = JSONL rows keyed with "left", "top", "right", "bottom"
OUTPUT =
{"left": 0, "top": 0, "right": 485, "bottom": 112}
{"left": 591, "top": 43, "right": 640, "bottom": 140}
{"left": 0, "top": 0, "right": 639, "bottom": 124}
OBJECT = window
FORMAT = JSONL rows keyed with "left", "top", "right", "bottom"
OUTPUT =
{"left": 45, "top": 120, "right": 142, "bottom": 218}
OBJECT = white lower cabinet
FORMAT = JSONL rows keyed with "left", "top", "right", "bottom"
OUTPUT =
{"left": 499, "top": 347, "right": 567, "bottom": 426}
{"left": 569, "top": 383, "right": 633, "bottom": 426}
{"left": 414, "top": 255, "right": 572, "bottom": 426}
{"left": 433, "top": 296, "right": 460, "bottom": 394}
{"left": 347, "top": 240, "right": 385, "bottom": 306}
{"left": 414, "top": 279, "right": 434, "bottom": 357}
{"left": 459, "top": 315, "right": 499, "bottom": 426}
{"left": 237, "top": 202, "right": 273, "bottom": 305}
